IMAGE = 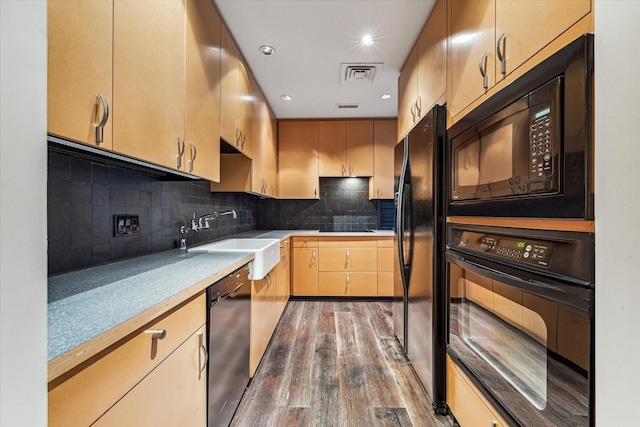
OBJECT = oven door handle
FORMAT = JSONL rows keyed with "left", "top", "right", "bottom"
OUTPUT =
{"left": 446, "top": 250, "right": 593, "bottom": 317}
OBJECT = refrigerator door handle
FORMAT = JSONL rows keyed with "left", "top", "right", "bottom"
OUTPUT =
{"left": 396, "top": 136, "right": 409, "bottom": 281}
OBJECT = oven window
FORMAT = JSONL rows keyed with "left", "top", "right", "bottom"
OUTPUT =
{"left": 449, "top": 263, "right": 590, "bottom": 427}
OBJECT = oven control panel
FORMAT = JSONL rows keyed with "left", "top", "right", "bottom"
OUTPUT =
{"left": 459, "top": 232, "right": 554, "bottom": 268}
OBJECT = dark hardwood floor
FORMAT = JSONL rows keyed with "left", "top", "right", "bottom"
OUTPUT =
{"left": 231, "top": 300, "right": 454, "bottom": 427}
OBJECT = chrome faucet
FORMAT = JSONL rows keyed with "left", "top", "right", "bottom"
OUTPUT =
{"left": 180, "top": 210, "right": 237, "bottom": 234}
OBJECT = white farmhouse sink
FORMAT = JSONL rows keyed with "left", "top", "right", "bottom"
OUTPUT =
{"left": 189, "top": 238, "right": 280, "bottom": 280}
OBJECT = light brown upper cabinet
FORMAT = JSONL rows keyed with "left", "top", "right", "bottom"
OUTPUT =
{"left": 369, "top": 120, "right": 398, "bottom": 200}
{"left": 278, "top": 121, "right": 320, "bottom": 199}
{"left": 112, "top": 0, "right": 186, "bottom": 171}
{"left": 185, "top": 0, "right": 221, "bottom": 182}
{"left": 319, "top": 121, "right": 374, "bottom": 177}
{"left": 251, "top": 75, "right": 277, "bottom": 197}
{"left": 220, "top": 25, "right": 253, "bottom": 157}
{"left": 448, "top": 0, "right": 592, "bottom": 121}
{"left": 397, "top": 0, "right": 446, "bottom": 141}
{"left": 48, "top": 0, "right": 114, "bottom": 149}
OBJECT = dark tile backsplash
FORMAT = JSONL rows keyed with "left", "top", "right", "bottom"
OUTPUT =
{"left": 48, "top": 152, "right": 384, "bottom": 274}
{"left": 257, "top": 178, "right": 379, "bottom": 232}
{"left": 47, "top": 150, "right": 256, "bottom": 274}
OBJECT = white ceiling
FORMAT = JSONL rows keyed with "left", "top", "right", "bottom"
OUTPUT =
{"left": 213, "top": 0, "right": 437, "bottom": 120}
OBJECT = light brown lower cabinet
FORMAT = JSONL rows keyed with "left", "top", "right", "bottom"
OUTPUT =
{"left": 48, "top": 293, "right": 206, "bottom": 427}
{"left": 318, "top": 272, "right": 377, "bottom": 296}
{"left": 250, "top": 274, "right": 276, "bottom": 377}
{"left": 447, "top": 355, "right": 509, "bottom": 427}
{"left": 377, "top": 237, "right": 394, "bottom": 296}
{"left": 291, "top": 237, "right": 319, "bottom": 296}
{"left": 92, "top": 324, "right": 207, "bottom": 427}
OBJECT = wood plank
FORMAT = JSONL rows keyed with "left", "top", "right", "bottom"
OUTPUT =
{"left": 374, "top": 407, "right": 414, "bottom": 426}
{"left": 310, "top": 332, "right": 341, "bottom": 426}
{"left": 271, "top": 407, "right": 310, "bottom": 427}
{"left": 339, "top": 354, "right": 376, "bottom": 426}
{"left": 391, "top": 362, "right": 446, "bottom": 427}
{"left": 335, "top": 311, "right": 359, "bottom": 357}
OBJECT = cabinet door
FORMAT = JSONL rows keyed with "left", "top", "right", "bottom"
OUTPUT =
{"left": 251, "top": 78, "right": 268, "bottom": 194}
{"left": 319, "top": 121, "right": 346, "bottom": 177}
{"left": 113, "top": 0, "right": 186, "bottom": 170}
{"left": 238, "top": 59, "right": 253, "bottom": 157}
{"left": 449, "top": 0, "right": 496, "bottom": 119}
{"left": 48, "top": 0, "right": 113, "bottom": 149}
{"left": 319, "top": 272, "right": 377, "bottom": 297}
{"left": 370, "top": 120, "right": 397, "bottom": 200}
{"left": 250, "top": 276, "right": 275, "bottom": 376}
{"left": 278, "top": 121, "right": 320, "bottom": 199}
{"left": 220, "top": 24, "right": 240, "bottom": 148}
{"left": 292, "top": 246, "right": 319, "bottom": 296}
{"left": 416, "top": 0, "right": 447, "bottom": 115}
{"left": 397, "top": 44, "right": 418, "bottom": 141}
{"left": 266, "top": 112, "right": 278, "bottom": 198}
{"left": 346, "top": 120, "right": 374, "bottom": 176}
{"left": 93, "top": 325, "right": 207, "bottom": 427}
{"left": 185, "top": 0, "right": 221, "bottom": 182}
{"left": 495, "top": 0, "right": 591, "bottom": 78}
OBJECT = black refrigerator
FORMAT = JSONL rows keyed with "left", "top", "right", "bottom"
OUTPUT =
{"left": 394, "top": 104, "right": 447, "bottom": 414}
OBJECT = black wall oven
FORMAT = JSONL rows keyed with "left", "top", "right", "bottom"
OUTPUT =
{"left": 446, "top": 223, "right": 594, "bottom": 427}
{"left": 447, "top": 34, "right": 594, "bottom": 219}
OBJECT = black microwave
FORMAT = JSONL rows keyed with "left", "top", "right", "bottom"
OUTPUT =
{"left": 447, "top": 34, "right": 594, "bottom": 219}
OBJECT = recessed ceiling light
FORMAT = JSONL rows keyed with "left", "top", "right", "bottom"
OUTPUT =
{"left": 259, "top": 45, "right": 276, "bottom": 56}
{"left": 280, "top": 94, "right": 292, "bottom": 101}
{"left": 381, "top": 94, "right": 392, "bottom": 100}
{"left": 360, "top": 35, "right": 374, "bottom": 47}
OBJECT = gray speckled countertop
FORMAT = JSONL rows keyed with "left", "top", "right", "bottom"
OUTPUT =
{"left": 47, "top": 229, "right": 393, "bottom": 368}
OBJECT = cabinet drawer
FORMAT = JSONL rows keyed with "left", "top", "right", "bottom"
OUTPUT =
{"left": 318, "top": 236, "right": 377, "bottom": 247}
{"left": 377, "top": 247, "right": 394, "bottom": 272}
{"left": 447, "top": 355, "right": 509, "bottom": 427}
{"left": 319, "top": 272, "right": 377, "bottom": 297}
{"left": 319, "top": 247, "right": 377, "bottom": 272}
{"left": 48, "top": 293, "right": 206, "bottom": 427}
{"left": 292, "top": 236, "right": 319, "bottom": 248}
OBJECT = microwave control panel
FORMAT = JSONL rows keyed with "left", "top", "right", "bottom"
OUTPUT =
{"left": 529, "top": 104, "right": 554, "bottom": 181}
{"left": 458, "top": 231, "right": 554, "bottom": 268}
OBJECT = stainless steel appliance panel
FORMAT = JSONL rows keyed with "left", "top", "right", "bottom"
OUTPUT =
{"left": 207, "top": 264, "right": 251, "bottom": 427}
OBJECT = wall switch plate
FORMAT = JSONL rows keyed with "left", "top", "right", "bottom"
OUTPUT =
{"left": 114, "top": 214, "right": 139, "bottom": 237}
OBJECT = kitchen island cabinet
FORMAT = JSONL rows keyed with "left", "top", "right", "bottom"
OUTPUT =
{"left": 278, "top": 121, "right": 320, "bottom": 199}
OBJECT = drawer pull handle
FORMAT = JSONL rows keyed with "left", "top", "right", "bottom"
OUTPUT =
{"left": 146, "top": 329, "right": 166, "bottom": 340}
{"left": 197, "top": 332, "right": 208, "bottom": 379}
{"left": 496, "top": 33, "right": 506, "bottom": 75}
{"left": 176, "top": 136, "right": 185, "bottom": 169}
{"left": 479, "top": 52, "right": 489, "bottom": 89}
{"left": 94, "top": 93, "right": 109, "bottom": 144}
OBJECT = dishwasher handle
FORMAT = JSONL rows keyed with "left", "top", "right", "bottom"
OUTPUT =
{"left": 211, "top": 282, "right": 245, "bottom": 307}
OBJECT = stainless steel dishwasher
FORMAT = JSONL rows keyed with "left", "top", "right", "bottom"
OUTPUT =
{"left": 207, "top": 263, "right": 251, "bottom": 427}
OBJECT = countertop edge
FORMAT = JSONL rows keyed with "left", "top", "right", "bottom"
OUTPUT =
{"left": 47, "top": 254, "right": 253, "bottom": 383}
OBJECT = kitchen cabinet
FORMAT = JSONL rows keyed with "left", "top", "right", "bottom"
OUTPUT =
{"left": 278, "top": 121, "right": 320, "bottom": 199}
{"left": 291, "top": 237, "right": 319, "bottom": 296}
{"left": 318, "top": 237, "right": 378, "bottom": 297}
{"left": 250, "top": 273, "right": 276, "bottom": 377}
{"left": 48, "top": 293, "right": 206, "bottom": 427}
{"left": 319, "top": 121, "right": 374, "bottom": 177}
{"left": 448, "top": 0, "right": 592, "bottom": 121}
{"left": 48, "top": 0, "right": 113, "bottom": 149}
{"left": 397, "top": 0, "right": 446, "bottom": 140}
{"left": 112, "top": 0, "right": 186, "bottom": 171}
{"left": 276, "top": 238, "right": 291, "bottom": 319}
{"left": 369, "top": 119, "right": 398, "bottom": 200}
{"left": 220, "top": 24, "right": 253, "bottom": 157}
{"left": 377, "top": 237, "right": 394, "bottom": 296}
{"left": 251, "top": 75, "right": 278, "bottom": 197}
{"left": 447, "top": 355, "right": 509, "bottom": 427}
{"left": 92, "top": 325, "right": 207, "bottom": 427}
{"left": 185, "top": 0, "right": 222, "bottom": 182}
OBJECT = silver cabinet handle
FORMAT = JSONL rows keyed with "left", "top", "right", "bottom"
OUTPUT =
{"left": 341, "top": 164, "right": 346, "bottom": 176}
{"left": 176, "top": 136, "right": 185, "bottom": 169}
{"left": 345, "top": 248, "right": 351, "bottom": 268}
{"left": 479, "top": 52, "right": 489, "bottom": 89}
{"left": 377, "top": 186, "right": 381, "bottom": 198}
{"left": 271, "top": 183, "right": 275, "bottom": 197}
{"left": 416, "top": 96, "right": 422, "bottom": 117}
{"left": 146, "top": 329, "right": 166, "bottom": 340}
{"left": 313, "top": 186, "right": 317, "bottom": 198}
{"left": 410, "top": 103, "right": 416, "bottom": 123}
{"left": 197, "top": 331, "right": 208, "bottom": 379}
{"left": 188, "top": 141, "right": 196, "bottom": 173}
{"left": 240, "top": 131, "right": 246, "bottom": 150}
{"left": 348, "top": 164, "right": 353, "bottom": 176}
{"left": 94, "top": 93, "right": 109, "bottom": 144}
{"left": 311, "top": 249, "right": 316, "bottom": 265}
{"left": 496, "top": 33, "right": 506, "bottom": 76}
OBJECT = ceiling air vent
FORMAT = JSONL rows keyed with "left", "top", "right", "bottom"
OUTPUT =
{"left": 340, "top": 63, "right": 383, "bottom": 85}
{"left": 336, "top": 103, "right": 360, "bottom": 110}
